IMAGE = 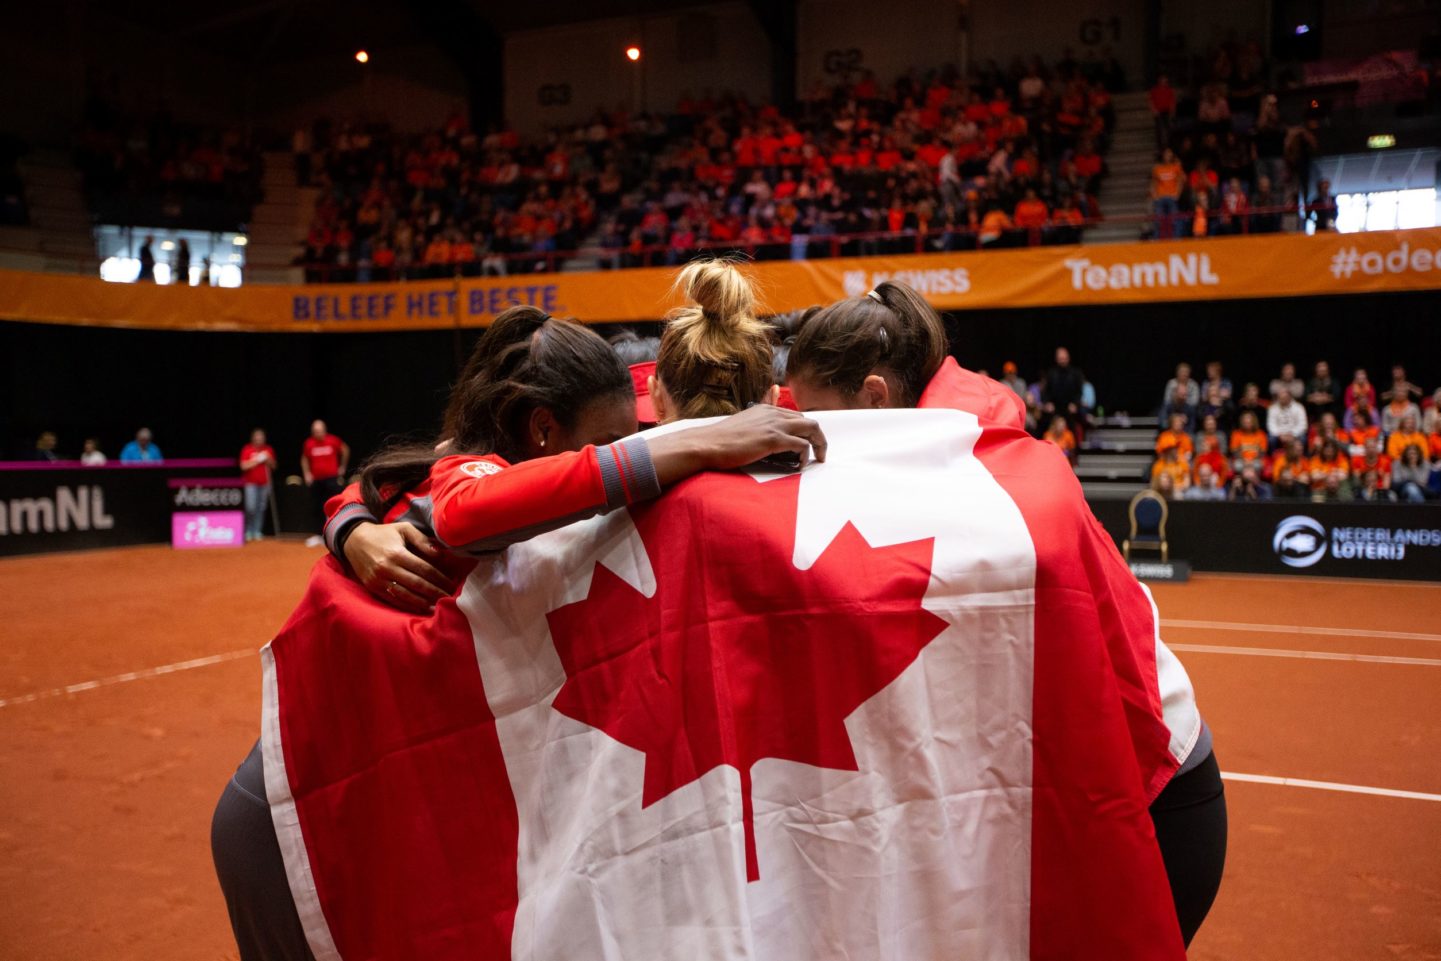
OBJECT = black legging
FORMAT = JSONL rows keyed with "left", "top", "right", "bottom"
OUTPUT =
{"left": 212, "top": 742, "right": 1226, "bottom": 958}
{"left": 1150, "top": 749, "right": 1228, "bottom": 946}
{"left": 211, "top": 742, "right": 314, "bottom": 961}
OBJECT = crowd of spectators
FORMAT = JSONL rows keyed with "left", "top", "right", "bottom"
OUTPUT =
{"left": 1145, "top": 41, "right": 1337, "bottom": 240}
{"left": 1150, "top": 360, "right": 1441, "bottom": 502}
{"left": 298, "top": 54, "right": 1120, "bottom": 281}
{"left": 75, "top": 95, "right": 263, "bottom": 232}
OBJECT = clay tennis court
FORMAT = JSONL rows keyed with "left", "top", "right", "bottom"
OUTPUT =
{"left": 1, "top": 542, "right": 1437, "bottom": 960}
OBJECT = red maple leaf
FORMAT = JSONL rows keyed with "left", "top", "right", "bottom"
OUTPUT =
{"left": 545, "top": 473, "right": 947, "bottom": 882}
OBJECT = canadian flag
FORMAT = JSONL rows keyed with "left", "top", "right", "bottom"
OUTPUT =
{"left": 263, "top": 405, "right": 1189, "bottom": 961}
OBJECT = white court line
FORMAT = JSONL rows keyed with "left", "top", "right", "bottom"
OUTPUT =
{"left": 1222, "top": 772, "right": 1441, "bottom": 803}
{"left": 1161, "top": 618, "right": 1441, "bottom": 644}
{"left": 0, "top": 649, "right": 255, "bottom": 709}
{"left": 1167, "top": 642, "right": 1441, "bottom": 667}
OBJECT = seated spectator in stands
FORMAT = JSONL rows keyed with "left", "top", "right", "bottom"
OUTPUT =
{"left": 1423, "top": 387, "right": 1441, "bottom": 436}
{"left": 978, "top": 204, "right": 1016, "bottom": 247}
{"left": 1354, "top": 469, "right": 1392, "bottom": 502}
{"left": 1308, "top": 440, "right": 1350, "bottom": 498}
{"left": 1382, "top": 364, "right": 1423, "bottom": 405}
{"left": 1381, "top": 390, "right": 1422, "bottom": 436}
{"left": 1185, "top": 462, "right": 1227, "bottom": 501}
{"left": 1197, "top": 383, "right": 1233, "bottom": 432}
{"left": 1163, "top": 362, "right": 1200, "bottom": 409}
{"left": 1265, "top": 438, "right": 1309, "bottom": 486}
{"left": 1391, "top": 445, "right": 1432, "bottom": 502}
{"left": 1270, "top": 464, "right": 1305, "bottom": 499}
{"left": 1267, "top": 390, "right": 1307, "bottom": 448}
{"left": 1346, "top": 408, "right": 1380, "bottom": 456}
{"left": 1429, "top": 417, "right": 1441, "bottom": 464}
{"left": 1150, "top": 148, "right": 1184, "bottom": 239}
{"left": 1230, "top": 411, "right": 1269, "bottom": 472}
{"left": 1235, "top": 381, "right": 1267, "bottom": 423}
{"left": 120, "top": 428, "right": 163, "bottom": 463}
{"left": 1344, "top": 368, "right": 1375, "bottom": 412}
{"left": 1159, "top": 383, "right": 1196, "bottom": 432}
{"left": 1048, "top": 195, "right": 1085, "bottom": 244}
{"left": 1387, "top": 413, "right": 1428, "bottom": 461}
{"left": 1351, "top": 435, "right": 1391, "bottom": 492}
{"left": 1248, "top": 176, "right": 1282, "bottom": 234}
{"left": 1043, "top": 415, "right": 1078, "bottom": 467}
{"left": 1155, "top": 413, "right": 1194, "bottom": 463}
{"left": 1013, "top": 189, "right": 1049, "bottom": 241}
{"left": 1307, "top": 411, "right": 1348, "bottom": 455}
{"left": 32, "top": 431, "right": 60, "bottom": 462}
{"left": 1202, "top": 360, "right": 1232, "bottom": 401}
{"left": 1309, "top": 180, "right": 1337, "bottom": 232}
{"left": 1228, "top": 464, "right": 1272, "bottom": 501}
{"left": 1196, "top": 83, "right": 1232, "bottom": 136}
{"left": 1151, "top": 444, "right": 1190, "bottom": 499}
{"left": 1305, "top": 360, "right": 1339, "bottom": 419}
{"left": 1269, "top": 363, "right": 1304, "bottom": 402}
{"left": 80, "top": 438, "right": 107, "bottom": 467}
{"left": 1194, "top": 413, "right": 1228, "bottom": 457}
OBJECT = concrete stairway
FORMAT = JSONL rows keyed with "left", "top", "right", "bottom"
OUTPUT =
{"left": 0, "top": 225, "right": 46, "bottom": 272}
{"left": 1088, "top": 91, "right": 1154, "bottom": 246}
{"left": 17, "top": 148, "right": 98, "bottom": 274}
{"left": 244, "top": 150, "right": 314, "bottom": 284}
{"left": 1078, "top": 414, "right": 1157, "bottom": 499}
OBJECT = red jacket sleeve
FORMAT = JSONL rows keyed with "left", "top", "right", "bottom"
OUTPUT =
{"left": 428, "top": 437, "right": 659, "bottom": 553}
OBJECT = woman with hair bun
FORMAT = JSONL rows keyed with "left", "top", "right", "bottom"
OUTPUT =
{"left": 647, "top": 258, "right": 780, "bottom": 422}
{"left": 786, "top": 281, "right": 1225, "bottom": 948}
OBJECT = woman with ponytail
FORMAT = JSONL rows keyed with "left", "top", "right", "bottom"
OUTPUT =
{"left": 785, "top": 282, "right": 1226, "bottom": 948}
{"left": 647, "top": 258, "right": 780, "bottom": 422}
{"left": 212, "top": 304, "right": 826, "bottom": 961}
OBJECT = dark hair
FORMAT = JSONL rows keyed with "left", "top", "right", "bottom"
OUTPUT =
{"left": 785, "top": 281, "right": 947, "bottom": 407}
{"left": 764, "top": 305, "right": 819, "bottom": 386}
{"left": 608, "top": 328, "right": 661, "bottom": 366}
{"left": 360, "top": 306, "right": 631, "bottom": 517}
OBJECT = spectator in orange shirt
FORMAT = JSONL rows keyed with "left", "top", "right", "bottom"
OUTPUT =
{"left": 422, "top": 234, "right": 452, "bottom": 277}
{"left": 1266, "top": 438, "right": 1309, "bottom": 486}
{"left": 1308, "top": 440, "right": 1350, "bottom": 497}
{"left": 1151, "top": 148, "right": 1184, "bottom": 239}
{"left": 1050, "top": 195, "right": 1085, "bottom": 244}
{"left": 1043, "top": 415, "right": 1077, "bottom": 467}
{"left": 1013, "top": 189, "right": 1049, "bottom": 242}
{"left": 1230, "top": 411, "right": 1269, "bottom": 472}
{"left": 1346, "top": 408, "right": 1380, "bottom": 456}
{"left": 1307, "top": 411, "right": 1348, "bottom": 455}
{"left": 1155, "top": 413, "right": 1195, "bottom": 463}
{"left": 1350, "top": 435, "right": 1392, "bottom": 491}
{"left": 979, "top": 205, "right": 1015, "bottom": 248}
{"left": 1387, "top": 413, "right": 1428, "bottom": 461}
{"left": 1151, "top": 445, "right": 1191, "bottom": 499}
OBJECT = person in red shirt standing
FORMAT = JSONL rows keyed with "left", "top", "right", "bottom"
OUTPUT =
{"left": 239, "top": 429, "right": 277, "bottom": 543}
{"left": 1149, "top": 74, "right": 1176, "bottom": 152}
{"left": 302, "top": 420, "right": 350, "bottom": 547}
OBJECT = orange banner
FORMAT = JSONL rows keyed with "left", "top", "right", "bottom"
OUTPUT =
{"left": 2, "top": 227, "right": 1438, "bottom": 333}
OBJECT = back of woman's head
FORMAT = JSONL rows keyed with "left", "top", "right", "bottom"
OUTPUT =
{"left": 786, "top": 281, "right": 947, "bottom": 407}
{"left": 655, "top": 259, "right": 774, "bottom": 419}
{"left": 364, "top": 306, "right": 630, "bottom": 516}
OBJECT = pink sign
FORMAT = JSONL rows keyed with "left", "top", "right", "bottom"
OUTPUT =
{"left": 171, "top": 511, "right": 245, "bottom": 549}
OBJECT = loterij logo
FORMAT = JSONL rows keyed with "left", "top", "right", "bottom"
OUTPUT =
{"left": 1273, "top": 515, "right": 1328, "bottom": 568}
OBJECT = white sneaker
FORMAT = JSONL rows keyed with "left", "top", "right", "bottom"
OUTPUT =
{"left": 304, "top": 535, "right": 324, "bottom": 548}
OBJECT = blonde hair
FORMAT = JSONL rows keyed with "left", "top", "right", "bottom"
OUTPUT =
{"left": 655, "top": 259, "right": 773, "bottom": 419}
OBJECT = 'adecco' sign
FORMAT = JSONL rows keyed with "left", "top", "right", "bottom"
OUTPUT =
{"left": 1088, "top": 500, "right": 1441, "bottom": 582}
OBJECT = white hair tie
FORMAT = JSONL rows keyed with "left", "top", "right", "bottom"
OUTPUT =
{"left": 866, "top": 289, "right": 883, "bottom": 303}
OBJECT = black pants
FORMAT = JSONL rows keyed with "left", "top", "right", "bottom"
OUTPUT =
{"left": 311, "top": 477, "right": 343, "bottom": 534}
{"left": 1150, "top": 749, "right": 1228, "bottom": 946}
{"left": 213, "top": 741, "right": 1226, "bottom": 958}
{"left": 211, "top": 742, "right": 315, "bottom": 961}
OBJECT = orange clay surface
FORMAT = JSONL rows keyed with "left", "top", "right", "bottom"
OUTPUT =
{"left": 1, "top": 543, "right": 1438, "bottom": 960}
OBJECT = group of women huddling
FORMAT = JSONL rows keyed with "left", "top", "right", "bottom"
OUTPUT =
{"left": 211, "top": 259, "right": 1226, "bottom": 960}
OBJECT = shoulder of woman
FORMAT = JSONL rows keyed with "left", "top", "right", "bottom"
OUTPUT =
{"left": 432, "top": 452, "right": 512, "bottom": 481}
